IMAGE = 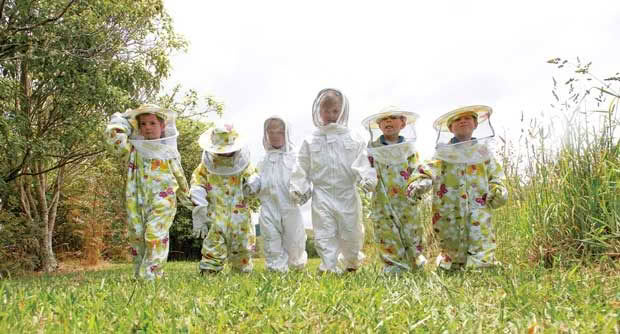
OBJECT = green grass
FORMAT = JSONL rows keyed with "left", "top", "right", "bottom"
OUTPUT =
{"left": 0, "top": 258, "right": 617, "bottom": 333}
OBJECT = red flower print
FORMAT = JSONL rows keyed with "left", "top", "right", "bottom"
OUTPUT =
{"left": 159, "top": 188, "right": 173, "bottom": 198}
{"left": 437, "top": 184, "right": 448, "bottom": 198}
{"left": 432, "top": 212, "right": 441, "bottom": 225}
{"left": 128, "top": 162, "right": 136, "bottom": 171}
{"left": 235, "top": 202, "right": 246, "bottom": 209}
{"left": 400, "top": 170, "right": 410, "bottom": 181}
{"left": 416, "top": 245, "right": 424, "bottom": 252}
{"left": 130, "top": 247, "right": 138, "bottom": 256}
{"left": 418, "top": 166, "right": 426, "bottom": 174}
{"left": 475, "top": 193, "right": 487, "bottom": 205}
{"left": 162, "top": 237, "right": 169, "bottom": 245}
{"left": 444, "top": 255, "right": 452, "bottom": 263}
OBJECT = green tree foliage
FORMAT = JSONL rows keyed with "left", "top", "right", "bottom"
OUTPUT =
{"left": 0, "top": 0, "right": 186, "bottom": 272}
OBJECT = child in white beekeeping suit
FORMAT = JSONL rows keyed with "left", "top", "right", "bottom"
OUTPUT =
{"left": 290, "top": 88, "right": 377, "bottom": 274}
{"left": 104, "top": 104, "right": 193, "bottom": 280}
{"left": 408, "top": 105, "right": 508, "bottom": 270}
{"left": 362, "top": 106, "right": 427, "bottom": 274}
{"left": 253, "top": 116, "right": 308, "bottom": 272}
{"left": 190, "top": 121, "right": 259, "bottom": 274}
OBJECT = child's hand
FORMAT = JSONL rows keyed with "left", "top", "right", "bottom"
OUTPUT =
{"left": 487, "top": 185, "right": 507, "bottom": 209}
{"left": 291, "top": 191, "right": 309, "bottom": 206}
{"left": 407, "top": 179, "right": 432, "bottom": 198}
{"left": 192, "top": 205, "right": 210, "bottom": 238}
{"left": 360, "top": 178, "right": 377, "bottom": 193}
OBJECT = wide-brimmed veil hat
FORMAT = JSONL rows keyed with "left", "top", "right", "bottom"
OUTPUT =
{"left": 125, "top": 104, "right": 169, "bottom": 123}
{"left": 123, "top": 104, "right": 180, "bottom": 160}
{"left": 432, "top": 105, "right": 495, "bottom": 164}
{"left": 198, "top": 121, "right": 246, "bottom": 154}
{"left": 362, "top": 106, "right": 419, "bottom": 129}
{"left": 433, "top": 105, "right": 492, "bottom": 132}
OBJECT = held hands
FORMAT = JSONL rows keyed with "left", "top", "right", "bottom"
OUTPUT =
{"left": 242, "top": 175, "right": 261, "bottom": 197}
{"left": 360, "top": 177, "right": 377, "bottom": 193}
{"left": 407, "top": 179, "right": 432, "bottom": 203}
{"left": 291, "top": 191, "right": 310, "bottom": 206}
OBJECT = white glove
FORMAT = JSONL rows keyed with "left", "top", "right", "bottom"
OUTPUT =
{"left": 243, "top": 174, "right": 261, "bottom": 197}
{"left": 291, "top": 191, "right": 310, "bottom": 206}
{"left": 192, "top": 205, "right": 210, "bottom": 239}
{"left": 108, "top": 112, "right": 132, "bottom": 134}
{"left": 487, "top": 185, "right": 508, "bottom": 209}
{"left": 360, "top": 177, "right": 377, "bottom": 193}
{"left": 407, "top": 179, "right": 432, "bottom": 199}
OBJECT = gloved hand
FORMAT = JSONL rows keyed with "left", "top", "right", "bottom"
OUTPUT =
{"left": 487, "top": 185, "right": 508, "bottom": 209}
{"left": 291, "top": 191, "right": 310, "bottom": 206}
{"left": 407, "top": 179, "right": 432, "bottom": 198}
{"left": 360, "top": 177, "right": 377, "bottom": 193}
{"left": 192, "top": 205, "right": 210, "bottom": 239}
{"left": 108, "top": 112, "right": 132, "bottom": 134}
{"left": 243, "top": 175, "right": 261, "bottom": 197}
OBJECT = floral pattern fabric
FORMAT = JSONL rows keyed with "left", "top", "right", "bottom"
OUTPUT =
{"left": 369, "top": 140, "right": 425, "bottom": 273}
{"left": 191, "top": 162, "right": 258, "bottom": 273}
{"left": 412, "top": 155, "right": 508, "bottom": 269}
{"left": 105, "top": 120, "right": 192, "bottom": 280}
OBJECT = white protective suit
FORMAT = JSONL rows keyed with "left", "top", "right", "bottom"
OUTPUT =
{"left": 290, "top": 88, "right": 377, "bottom": 273}
{"left": 255, "top": 116, "right": 308, "bottom": 272}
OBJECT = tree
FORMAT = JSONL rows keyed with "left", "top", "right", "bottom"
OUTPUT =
{"left": 0, "top": 0, "right": 186, "bottom": 272}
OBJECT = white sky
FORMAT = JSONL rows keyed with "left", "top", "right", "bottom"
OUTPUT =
{"left": 163, "top": 1, "right": 620, "bottom": 226}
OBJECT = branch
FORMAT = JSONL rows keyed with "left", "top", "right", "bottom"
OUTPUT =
{"left": 13, "top": 149, "right": 104, "bottom": 178}
{"left": 11, "top": 0, "right": 78, "bottom": 33}
{"left": 0, "top": 0, "right": 6, "bottom": 23}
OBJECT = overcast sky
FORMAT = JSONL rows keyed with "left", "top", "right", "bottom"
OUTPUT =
{"left": 163, "top": 1, "right": 619, "bottom": 226}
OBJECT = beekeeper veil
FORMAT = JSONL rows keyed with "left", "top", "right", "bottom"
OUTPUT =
{"left": 198, "top": 121, "right": 250, "bottom": 176}
{"left": 362, "top": 106, "right": 419, "bottom": 165}
{"left": 263, "top": 116, "right": 294, "bottom": 152}
{"left": 433, "top": 105, "right": 496, "bottom": 164}
{"left": 312, "top": 88, "right": 350, "bottom": 128}
{"left": 125, "top": 104, "right": 180, "bottom": 160}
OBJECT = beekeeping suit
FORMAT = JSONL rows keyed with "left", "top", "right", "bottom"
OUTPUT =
{"left": 408, "top": 105, "right": 508, "bottom": 269}
{"left": 191, "top": 122, "right": 258, "bottom": 273}
{"left": 290, "top": 88, "right": 377, "bottom": 273}
{"left": 255, "top": 116, "right": 308, "bottom": 272}
{"left": 362, "top": 107, "right": 427, "bottom": 274}
{"left": 104, "top": 104, "right": 192, "bottom": 280}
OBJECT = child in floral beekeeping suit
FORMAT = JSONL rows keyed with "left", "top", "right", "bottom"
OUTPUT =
{"left": 104, "top": 104, "right": 193, "bottom": 280}
{"left": 290, "top": 88, "right": 377, "bottom": 274}
{"left": 362, "top": 106, "right": 427, "bottom": 274}
{"left": 191, "top": 121, "right": 259, "bottom": 274}
{"left": 408, "top": 105, "right": 508, "bottom": 270}
{"left": 253, "top": 116, "right": 308, "bottom": 272}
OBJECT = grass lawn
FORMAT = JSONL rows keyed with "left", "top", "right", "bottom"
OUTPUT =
{"left": 0, "top": 258, "right": 617, "bottom": 333}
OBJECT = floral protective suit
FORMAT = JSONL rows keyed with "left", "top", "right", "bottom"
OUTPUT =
{"left": 411, "top": 137, "right": 508, "bottom": 269}
{"left": 290, "top": 88, "right": 377, "bottom": 273}
{"left": 256, "top": 116, "right": 308, "bottom": 272}
{"left": 105, "top": 110, "right": 192, "bottom": 280}
{"left": 191, "top": 150, "right": 258, "bottom": 273}
{"left": 369, "top": 138, "right": 426, "bottom": 273}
